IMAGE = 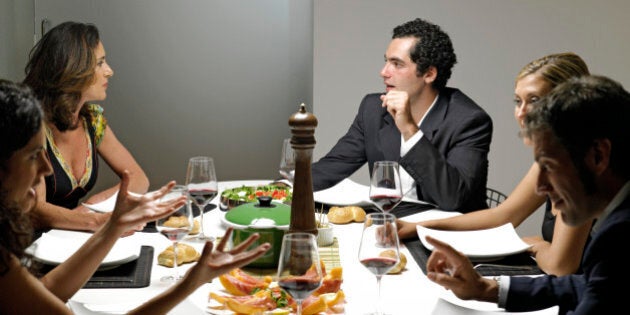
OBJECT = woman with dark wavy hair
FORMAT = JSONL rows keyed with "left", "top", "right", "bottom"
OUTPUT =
{"left": 23, "top": 21, "right": 149, "bottom": 233}
{"left": 0, "top": 80, "right": 270, "bottom": 314}
{"left": 0, "top": 79, "right": 49, "bottom": 275}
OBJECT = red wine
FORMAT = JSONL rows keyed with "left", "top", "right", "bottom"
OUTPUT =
{"left": 278, "top": 278, "right": 322, "bottom": 300}
{"left": 159, "top": 228, "right": 189, "bottom": 241}
{"left": 360, "top": 257, "right": 398, "bottom": 276}
{"left": 189, "top": 189, "right": 217, "bottom": 206}
{"left": 370, "top": 194, "right": 402, "bottom": 212}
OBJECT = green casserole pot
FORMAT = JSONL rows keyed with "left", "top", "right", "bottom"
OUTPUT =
{"left": 221, "top": 196, "right": 290, "bottom": 268}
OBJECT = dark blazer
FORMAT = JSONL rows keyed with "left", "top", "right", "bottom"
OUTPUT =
{"left": 312, "top": 88, "right": 492, "bottom": 212}
{"left": 506, "top": 194, "right": 630, "bottom": 314}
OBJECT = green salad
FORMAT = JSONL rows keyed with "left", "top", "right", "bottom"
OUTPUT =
{"left": 220, "top": 184, "right": 292, "bottom": 204}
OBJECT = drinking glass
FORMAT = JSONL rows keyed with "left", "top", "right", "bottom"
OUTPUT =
{"left": 279, "top": 138, "right": 295, "bottom": 184}
{"left": 358, "top": 213, "right": 400, "bottom": 315}
{"left": 185, "top": 156, "right": 218, "bottom": 242}
{"left": 155, "top": 185, "right": 193, "bottom": 283}
{"left": 369, "top": 161, "right": 403, "bottom": 213}
{"left": 277, "top": 232, "right": 323, "bottom": 315}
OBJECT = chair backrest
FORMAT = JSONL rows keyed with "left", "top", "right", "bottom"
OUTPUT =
{"left": 486, "top": 187, "right": 507, "bottom": 208}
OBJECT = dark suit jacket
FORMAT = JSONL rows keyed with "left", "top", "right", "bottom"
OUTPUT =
{"left": 506, "top": 194, "right": 630, "bottom": 314}
{"left": 312, "top": 88, "right": 492, "bottom": 212}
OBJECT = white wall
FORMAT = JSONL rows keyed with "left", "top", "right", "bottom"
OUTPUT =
{"left": 0, "top": 0, "right": 33, "bottom": 80}
{"left": 313, "top": 0, "right": 630, "bottom": 236}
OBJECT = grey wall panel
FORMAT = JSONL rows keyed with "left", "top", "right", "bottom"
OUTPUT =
{"left": 32, "top": 0, "right": 313, "bottom": 190}
{"left": 313, "top": 0, "right": 630, "bottom": 237}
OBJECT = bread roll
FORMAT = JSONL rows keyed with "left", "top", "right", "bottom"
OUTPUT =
{"left": 349, "top": 206, "right": 366, "bottom": 222}
{"left": 158, "top": 243, "right": 200, "bottom": 267}
{"left": 163, "top": 215, "right": 191, "bottom": 228}
{"left": 189, "top": 219, "right": 200, "bottom": 235}
{"left": 327, "top": 206, "right": 366, "bottom": 224}
{"left": 163, "top": 216, "right": 199, "bottom": 235}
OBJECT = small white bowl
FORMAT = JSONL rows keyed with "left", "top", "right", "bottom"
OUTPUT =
{"left": 317, "top": 225, "right": 334, "bottom": 247}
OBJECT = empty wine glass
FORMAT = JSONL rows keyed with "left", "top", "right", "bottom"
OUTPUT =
{"left": 155, "top": 185, "right": 193, "bottom": 283}
{"left": 279, "top": 138, "right": 295, "bottom": 184}
{"left": 185, "top": 156, "right": 218, "bottom": 242}
{"left": 277, "top": 232, "right": 323, "bottom": 315}
{"left": 358, "top": 212, "right": 400, "bottom": 315}
{"left": 369, "top": 161, "right": 403, "bottom": 213}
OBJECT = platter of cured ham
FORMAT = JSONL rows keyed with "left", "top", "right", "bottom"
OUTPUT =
{"left": 207, "top": 264, "right": 345, "bottom": 315}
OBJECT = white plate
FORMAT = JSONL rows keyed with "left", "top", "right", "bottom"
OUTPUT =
{"left": 438, "top": 284, "right": 559, "bottom": 314}
{"left": 26, "top": 229, "right": 140, "bottom": 269}
{"left": 82, "top": 192, "right": 118, "bottom": 213}
{"left": 399, "top": 209, "right": 461, "bottom": 222}
{"left": 314, "top": 178, "right": 372, "bottom": 206}
{"left": 313, "top": 178, "right": 434, "bottom": 207}
{"left": 416, "top": 223, "right": 531, "bottom": 261}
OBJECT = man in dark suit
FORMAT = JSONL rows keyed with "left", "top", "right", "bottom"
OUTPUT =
{"left": 312, "top": 18, "right": 492, "bottom": 213}
{"left": 425, "top": 75, "right": 630, "bottom": 314}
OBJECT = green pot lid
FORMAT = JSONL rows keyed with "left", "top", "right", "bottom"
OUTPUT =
{"left": 224, "top": 196, "right": 291, "bottom": 228}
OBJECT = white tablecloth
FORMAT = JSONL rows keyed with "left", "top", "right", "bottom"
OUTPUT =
{"left": 66, "top": 180, "right": 558, "bottom": 315}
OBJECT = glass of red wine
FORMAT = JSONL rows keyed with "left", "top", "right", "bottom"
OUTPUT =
{"left": 185, "top": 156, "right": 218, "bottom": 242}
{"left": 155, "top": 185, "right": 193, "bottom": 283}
{"left": 369, "top": 161, "right": 403, "bottom": 213}
{"left": 276, "top": 232, "right": 323, "bottom": 315}
{"left": 358, "top": 212, "right": 400, "bottom": 315}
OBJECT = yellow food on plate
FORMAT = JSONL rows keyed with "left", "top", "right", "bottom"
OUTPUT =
{"left": 301, "top": 295, "right": 327, "bottom": 315}
{"left": 321, "top": 290, "right": 346, "bottom": 313}
{"left": 210, "top": 266, "right": 346, "bottom": 314}
{"left": 379, "top": 249, "right": 407, "bottom": 274}
{"left": 157, "top": 243, "right": 200, "bottom": 267}
{"left": 327, "top": 206, "right": 366, "bottom": 224}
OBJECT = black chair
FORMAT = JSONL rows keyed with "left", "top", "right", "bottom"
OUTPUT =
{"left": 486, "top": 187, "right": 507, "bottom": 208}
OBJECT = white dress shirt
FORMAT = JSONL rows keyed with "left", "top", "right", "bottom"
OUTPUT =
{"left": 399, "top": 95, "right": 439, "bottom": 200}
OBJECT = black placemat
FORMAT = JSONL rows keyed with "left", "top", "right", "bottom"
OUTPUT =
{"left": 83, "top": 245, "right": 154, "bottom": 288}
{"left": 192, "top": 203, "right": 217, "bottom": 217}
{"left": 390, "top": 202, "right": 436, "bottom": 218}
{"left": 404, "top": 238, "right": 544, "bottom": 276}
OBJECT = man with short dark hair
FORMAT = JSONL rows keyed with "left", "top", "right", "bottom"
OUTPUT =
{"left": 312, "top": 18, "right": 492, "bottom": 214}
{"left": 425, "top": 75, "right": 630, "bottom": 314}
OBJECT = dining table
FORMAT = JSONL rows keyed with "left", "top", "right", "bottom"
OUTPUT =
{"left": 64, "top": 180, "right": 558, "bottom": 315}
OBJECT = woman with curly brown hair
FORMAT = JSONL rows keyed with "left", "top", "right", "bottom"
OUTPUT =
{"left": 23, "top": 21, "right": 149, "bottom": 233}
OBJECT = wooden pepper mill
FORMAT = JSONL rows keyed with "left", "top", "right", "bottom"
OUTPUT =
{"left": 288, "top": 103, "right": 318, "bottom": 235}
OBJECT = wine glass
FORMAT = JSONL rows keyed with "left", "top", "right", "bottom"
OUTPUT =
{"left": 155, "top": 185, "right": 193, "bottom": 283}
{"left": 358, "top": 213, "right": 401, "bottom": 315}
{"left": 277, "top": 232, "right": 323, "bottom": 315}
{"left": 369, "top": 161, "right": 403, "bottom": 213}
{"left": 185, "top": 156, "right": 218, "bottom": 242}
{"left": 279, "top": 138, "right": 295, "bottom": 184}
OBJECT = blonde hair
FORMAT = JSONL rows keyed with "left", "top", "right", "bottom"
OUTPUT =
{"left": 516, "top": 52, "right": 590, "bottom": 88}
